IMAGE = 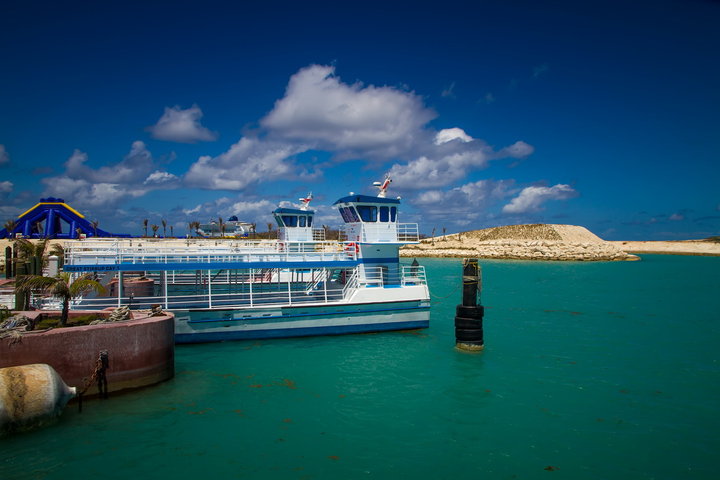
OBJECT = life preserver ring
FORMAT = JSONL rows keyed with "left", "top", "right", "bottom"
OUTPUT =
{"left": 345, "top": 242, "right": 359, "bottom": 255}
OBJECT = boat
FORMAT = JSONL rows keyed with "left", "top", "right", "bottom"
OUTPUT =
{"left": 59, "top": 181, "right": 430, "bottom": 343}
{"left": 197, "top": 216, "right": 254, "bottom": 238}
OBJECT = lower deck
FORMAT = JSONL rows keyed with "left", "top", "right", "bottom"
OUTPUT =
{"left": 66, "top": 264, "right": 428, "bottom": 313}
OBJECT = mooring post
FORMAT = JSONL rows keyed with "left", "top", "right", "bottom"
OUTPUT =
{"left": 455, "top": 258, "right": 484, "bottom": 351}
{"left": 4, "top": 246, "right": 11, "bottom": 279}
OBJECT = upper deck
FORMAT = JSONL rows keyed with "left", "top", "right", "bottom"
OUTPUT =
{"left": 63, "top": 239, "right": 357, "bottom": 272}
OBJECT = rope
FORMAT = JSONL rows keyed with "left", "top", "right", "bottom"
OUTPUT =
{"left": 429, "top": 282, "right": 462, "bottom": 304}
{"left": 78, "top": 350, "right": 109, "bottom": 412}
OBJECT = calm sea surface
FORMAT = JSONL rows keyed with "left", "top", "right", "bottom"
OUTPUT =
{"left": 3, "top": 255, "right": 719, "bottom": 480}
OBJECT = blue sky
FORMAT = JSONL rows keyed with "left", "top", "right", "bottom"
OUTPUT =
{"left": 1, "top": 0, "right": 718, "bottom": 240}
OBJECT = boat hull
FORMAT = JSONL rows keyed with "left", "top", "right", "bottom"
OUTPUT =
{"left": 173, "top": 299, "right": 430, "bottom": 343}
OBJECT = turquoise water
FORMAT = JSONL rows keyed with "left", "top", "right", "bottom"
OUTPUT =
{"left": 3, "top": 255, "right": 719, "bottom": 479}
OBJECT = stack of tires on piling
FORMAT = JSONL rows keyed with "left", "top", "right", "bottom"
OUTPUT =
{"left": 455, "top": 258, "right": 484, "bottom": 351}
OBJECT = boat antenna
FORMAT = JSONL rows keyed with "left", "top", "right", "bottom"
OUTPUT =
{"left": 373, "top": 175, "right": 392, "bottom": 198}
{"left": 299, "top": 192, "right": 313, "bottom": 211}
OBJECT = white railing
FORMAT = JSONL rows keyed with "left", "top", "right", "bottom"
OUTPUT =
{"left": 341, "top": 267, "right": 360, "bottom": 299}
{"left": 63, "top": 239, "right": 350, "bottom": 267}
{"left": 401, "top": 265, "right": 427, "bottom": 286}
{"left": 397, "top": 223, "right": 419, "bottom": 243}
{"left": 341, "top": 223, "right": 419, "bottom": 243}
{"left": 305, "top": 269, "right": 329, "bottom": 294}
{"left": 360, "top": 266, "right": 385, "bottom": 287}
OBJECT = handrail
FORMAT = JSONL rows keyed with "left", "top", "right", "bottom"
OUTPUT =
{"left": 304, "top": 269, "right": 327, "bottom": 294}
{"left": 63, "top": 239, "right": 355, "bottom": 267}
{"left": 401, "top": 265, "right": 427, "bottom": 285}
{"left": 341, "top": 267, "right": 359, "bottom": 299}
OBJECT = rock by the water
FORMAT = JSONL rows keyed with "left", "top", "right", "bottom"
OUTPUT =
{"left": 401, "top": 224, "right": 639, "bottom": 261}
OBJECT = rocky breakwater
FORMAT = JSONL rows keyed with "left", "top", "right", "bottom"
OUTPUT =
{"left": 401, "top": 224, "right": 638, "bottom": 261}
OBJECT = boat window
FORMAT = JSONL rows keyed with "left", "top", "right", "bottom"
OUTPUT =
{"left": 356, "top": 205, "right": 377, "bottom": 222}
{"left": 282, "top": 215, "right": 298, "bottom": 227}
{"left": 390, "top": 207, "right": 397, "bottom": 222}
{"left": 299, "top": 216, "right": 306, "bottom": 227}
{"left": 339, "top": 207, "right": 360, "bottom": 223}
{"left": 379, "top": 206, "right": 389, "bottom": 222}
{"left": 307, "top": 216, "right": 313, "bottom": 227}
{"left": 349, "top": 207, "right": 360, "bottom": 222}
{"left": 339, "top": 208, "right": 351, "bottom": 223}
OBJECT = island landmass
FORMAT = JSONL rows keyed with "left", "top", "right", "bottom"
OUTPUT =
{"left": 400, "top": 224, "right": 720, "bottom": 261}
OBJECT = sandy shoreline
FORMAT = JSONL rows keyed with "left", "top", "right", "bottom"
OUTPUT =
{"left": 607, "top": 240, "right": 720, "bottom": 256}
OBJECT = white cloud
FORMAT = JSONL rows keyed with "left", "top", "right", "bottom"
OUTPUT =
{"left": 42, "top": 176, "right": 148, "bottom": 208}
{"left": 441, "top": 82, "right": 456, "bottom": 98}
{"left": 184, "top": 136, "right": 317, "bottom": 190}
{"left": 147, "top": 104, "right": 218, "bottom": 143}
{"left": 227, "top": 199, "right": 275, "bottom": 218}
{"left": 40, "top": 142, "right": 175, "bottom": 209}
{"left": 0, "top": 181, "right": 12, "bottom": 193}
{"left": 410, "top": 179, "right": 515, "bottom": 227}
{"left": 65, "top": 141, "right": 156, "bottom": 184}
{"left": 261, "top": 64, "right": 436, "bottom": 160}
{"left": 144, "top": 170, "right": 179, "bottom": 186}
{"left": 502, "top": 184, "right": 577, "bottom": 214}
{"left": 498, "top": 140, "right": 534, "bottom": 158}
{"left": 669, "top": 213, "right": 684, "bottom": 221}
{"left": 434, "top": 127, "right": 472, "bottom": 145}
{"left": 181, "top": 197, "right": 275, "bottom": 225}
{"left": 0, "top": 145, "right": 8, "bottom": 165}
{"left": 388, "top": 136, "right": 532, "bottom": 190}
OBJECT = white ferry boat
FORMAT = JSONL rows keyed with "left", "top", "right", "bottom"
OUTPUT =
{"left": 61, "top": 183, "right": 430, "bottom": 343}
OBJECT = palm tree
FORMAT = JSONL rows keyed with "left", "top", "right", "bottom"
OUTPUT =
{"left": 3, "top": 219, "right": 17, "bottom": 239}
{"left": 142, "top": 219, "right": 149, "bottom": 237}
{"left": 13, "top": 237, "right": 49, "bottom": 274}
{"left": 15, "top": 272, "right": 105, "bottom": 327}
{"left": 161, "top": 219, "right": 167, "bottom": 238}
{"left": 188, "top": 221, "right": 200, "bottom": 237}
{"left": 91, "top": 220, "right": 99, "bottom": 237}
{"left": 49, "top": 243, "right": 65, "bottom": 265}
{"left": 151, "top": 224, "right": 159, "bottom": 237}
{"left": 170, "top": 225, "right": 174, "bottom": 237}
{"left": 218, "top": 217, "right": 226, "bottom": 238}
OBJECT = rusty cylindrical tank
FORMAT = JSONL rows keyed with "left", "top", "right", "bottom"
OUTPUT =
{"left": 0, "top": 363, "right": 77, "bottom": 435}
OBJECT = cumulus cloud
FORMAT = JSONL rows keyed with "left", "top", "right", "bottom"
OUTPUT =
{"left": 388, "top": 129, "right": 533, "bottom": 190}
{"left": 184, "top": 136, "right": 318, "bottom": 191}
{"left": 502, "top": 184, "right": 577, "bottom": 214}
{"left": 434, "top": 128, "right": 472, "bottom": 145}
{"left": 261, "top": 64, "right": 436, "bottom": 160}
{"left": 41, "top": 142, "right": 176, "bottom": 209}
{"left": 42, "top": 176, "right": 148, "bottom": 208}
{"left": 65, "top": 141, "right": 156, "bottom": 184}
{"left": 144, "top": 170, "right": 180, "bottom": 186}
{"left": 148, "top": 104, "right": 218, "bottom": 143}
{"left": 0, "top": 145, "right": 8, "bottom": 165}
{"left": 498, "top": 140, "right": 534, "bottom": 158}
{"left": 410, "top": 179, "right": 515, "bottom": 226}
{"left": 181, "top": 197, "right": 275, "bottom": 225}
